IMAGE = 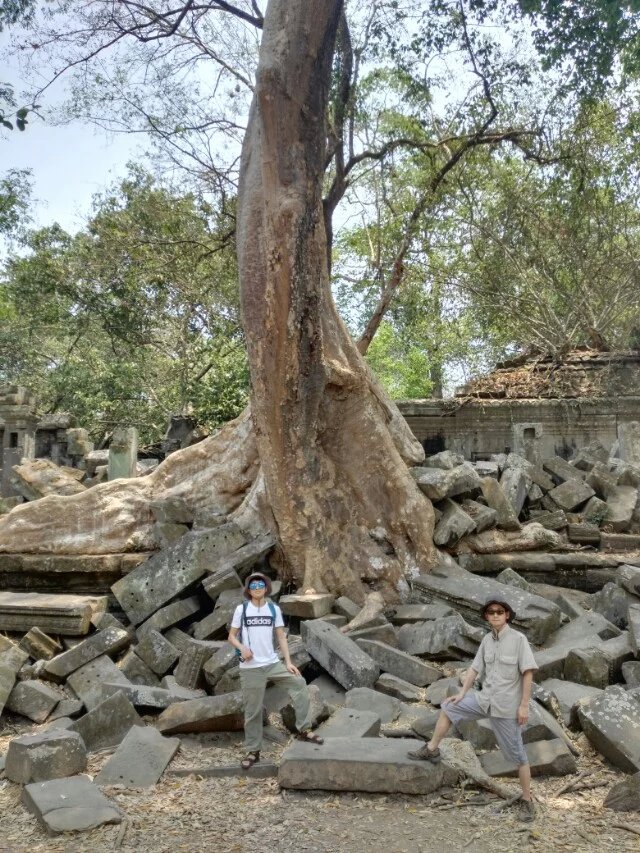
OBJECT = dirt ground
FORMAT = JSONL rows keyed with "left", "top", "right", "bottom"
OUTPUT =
{"left": 1, "top": 715, "right": 639, "bottom": 853}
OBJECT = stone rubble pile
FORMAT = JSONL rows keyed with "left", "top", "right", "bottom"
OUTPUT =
{"left": 1, "top": 430, "right": 640, "bottom": 833}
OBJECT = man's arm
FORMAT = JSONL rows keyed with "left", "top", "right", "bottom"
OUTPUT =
{"left": 443, "top": 667, "right": 478, "bottom": 706}
{"left": 228, "top": 626, "right": 253, "bottom": 662}
{"left": 517, "top": 669, "right": 534, "bottom": 725}
{"left": 275, "top": 626, "right": 300, "bottom": 676}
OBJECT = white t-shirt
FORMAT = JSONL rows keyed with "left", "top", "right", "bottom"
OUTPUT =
{"left": 231, "top": 600, "right": 284, "bottom": 669}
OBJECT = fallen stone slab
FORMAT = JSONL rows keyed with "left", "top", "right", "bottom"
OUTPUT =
{"left": 500, "top": 466, "right": 531, "bottom": 516}
{"left": 617, "top": 563, "right": 640, "bottom": 596}
{"left": 618, "top": 422, "right": 640, "bottom": 467}
{"left": 591, "top": 582, "right": 634, "bottom": 629}
{"left": 410, "top": 709, "right": 442, "bottom": 740}
{"left": 356, "top": 639, "right": 441, "bottom": 688}
{"left": 112, "top": 523, "right": 246, "bottom": 625}
{"left": 528, "top": 509, "right": 568, "bottom": 530}
{"left": 433, "top": 500, "right": 476, "bottom": 547}
{"left": 168, "top": 762, "right": 279, "bottom": 779}
{"left": 549, "top": 480, "right": 595, "bottom": 511}
{"left": 95, "top": 725, "right": 180, "bottom": 787}
{"left": 68, "top": 691, "right": 145, "bottom": 752}
{"left": 44, "top": 627, "right": 130, "bottom": 682}
{"left": 413, "top": 462, "right": 480, "bottom": 501}
{"left": 301, "top": 620, "right": 380, "bottom": 690}
{"left": 202, "top": 645, "right": 238, "bottom": 689}
{"left": 479, "top": 477, "right": 520, "bottom": 531}
{"left": 100, "top": 681, "right": 180, "bottom": 710}
{"left": 173, "top": 643, "right": 215, "bottom": 690}
{"left": 10, "top": 458, "right": 87, "bottom": 501}
{"left": 308, "top": 674, "right": 346, "bottom": 708}
{"left": 155, "top": 691, "right": 244, "bottom": 734}
{"left": 0, "top": 592, "right": 107, "bottom": 636}
{"left": 282, "top": 684, "right": 329, "bottom": 732}
{"left": 118, "top": 649, "right": 161, "bottom": 687}
{"left": 564, "top": 647, "right": 611, "bottom": 689}
{"left": 543, "top": 456, "right": 583, "bottom": 484}
{"left": 278, "top": 737, "right": 460, "bottom": 794}
{"left": 412, "top": 560, "right": 562, "bottom": 644}
{"left": 22, "top": 775, "right": 123, "bottom": 835}
{"left": 389, "top": 604, "right": 454, "bottom": 625}
{"left": 346, "top": 622, "right": 398, "bottom": 647}
{"left": 19, "top": 628, "right": 61, "bottom": 661}
{"left": 0, "top": 644, "right": 30, "bottom": 715}
{"left": 375, "top": 674, "right": 422, "bottom": 702}
{"left": 344, "top": 686, "right": 401, "bottom": 723}
{"left": 191, "top": 608, "right": 232, "bottom": 641}
{"left": 460, "top": 499, "right": 497, "bottom": 533}
{"left": 6, "top": 680, "right": 63, "bottom": 723}
{"left": 315, "top": 707, "right": 381, "bottom": 739}
{"left": 396, "top": 613, "right": 484, "bottom": 660}
{"left": 49, "top": 698, "right": 84, "bottom": 722}
{"left": 214, "top": 667, "right": 241, "bottom": 695}
{"left": 333, "top": 597, "right": 361, "bottom": 620}
{"left": 606, "top": 485, "right": 638, "bottom": 532}
{"left": 137, "top": 596, "right": 201, "bottom": 636}
{"left": 135, "top": 629, "right": 179, "bottom": 676}
{"left": 540, "top": 678, "right": 603, "bottom": 728}
{"left": 67, "top": 655, "right": 131, "bottom": 710}
{"left": 279, "top": 593, "right": 335, "bottom": 619}
{"left": 622, "top": 661, "right": 640, "bottom": 688}
{"left": 480, "top": 738, "right": 577, "bottom": 778}
{"left": 425, "top": 676, "right": 460, "bottom": 707}
{"left": 534, "top": 613, "right": 623, "bottom": 681}
{"left": 603, "top": 773, "right": 640, "bottom": 812}
{"left": 628, "top": 603, "right": 640, "bottom": 655}
{"left": 578, "top": 686, "right": 640, "bottom": 772}
{"left": 5, "top": 730, "right": 87, "bottom": 784}
{"left": 424, "top": 450, "right": 464, "bottom": 470}
{"left": 201, "top": 566, "right": 243, "bottom": 602}
{"left": 160, "top": 676, "right": 206, "bottom": 700}
{"left": 204, "top": 533, "right": 277, "bottom": 579}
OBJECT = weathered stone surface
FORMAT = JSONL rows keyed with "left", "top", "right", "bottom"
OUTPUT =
{"left": 6, "top": 680, "right": 62, "bottom": 722}
{"left": 605, "top": 484, "right": 638, "bottom": 532}
{"left": 279, "top": 737, "right": 460, "bottom": 794}
{"left": 0, "top": 592, "right": 106, "bottom": 636}
{"left": 604, "top": 772, "right": 640, "bottom": 811}
{"left": 583, "top": 496, "right": 610, "bottom": 526}
{"left": 389, "top": 604, "right": 454, "bottom": 625}
{"left": 397, "top": 614, "right": 484, "bottom": 661}
{"left": 460, "top": 499, "right": 497, "bottom": 533}
{"left": 135, "top": 629, "right": 179, "bottom": 676}
{"left": 480, "top": 738, "right": 576, "bottom": 777}
{"left": 628, "top": 603, "right": 640, "bottom": 655}
{"left": 424, "top": 450, "right": 465, "bottom": 470}
{"left": 279, "top": 593, "right": 334, "bottom": 619}
{"left": 202, "top": 645, "right": 237, "bottom": 689}
{"left": 22, "top": 775, "right": 123, "bottom": 834}
{"left": 95, "top": 725, "right": 180, "bottom": 787}
{"left": 315, "top": 707, "right": 381, "bottom": 738}
{"left": 565, "top": 647, "right": 612, "bottom": 689}
{"left": 345, "top": 687, "right": 401, "bottom": 723}
{"left": 160, "top": 676, "right": 206, "bottom": 700}
{"left": 495, "top": 567, "right": 534, "bottom": 592}
{"left": 19, "top": 628, "right": 61, "bottom": 661}
{"left": 5, "top": 730, "right": 86, "bottom": 783}
{"left": 500, "top": 467, "right": 531, "bottom": 516}
{"left": 45, "top": 627, "right": 130, "bottom": 681}
{"left": 413, "top": 561, "right": 561, "bottom": 645}
{"left": 156, "top": 691, "right": 245, "bottom": 734}
{"left": 169, "top": 762, "right": 279, "bottom": 779}
{"left": 108, "top": 426, "right": 137, "bottom": 480}
{"left": 49, "top": 698, "right": 84, "bottom": 721}
{"left": 543, "top": 456, "right": 583, "bottom": 484}
{"left": 318, "top": 613, "right": 348, "bottom": 628}
{"left": 191, "top": 608, "right": 233, "bottom": 641}
{"left": 100, "top": 681, "right": 179, "bottom": 710}
{"left": 592, "top": 582, "right": 635, "bottom": 629}
{"left": 617, "top": 563, "right": 640, "bottom": 596}
{"left": 11, "top": 458, "right": 86, "bottom": 500}
{"left": 173, "top": 643, "right": 214, "bottom": 689}
{"left": 578, "top": 686, "right": 640, "bottom": 772}
{"left": 69, "top": 691, "right": 144, "bottom": 752}
{"left": 355, "top": 639, "right": 441, "bottom": 687}
{"left": 214, "top": 666, "right": 241, "bottom": 695}
{"left": 622, "top": 661, "right": 640, "bottom": 688}
{"left": 410, "top": 708, "right": 442, "bottom": 740}
{"left": 66, "top": 655, "right": 130, "bottom": 711}
{"left": 425, "top": 676, "right": 461, "bottom": 707}
{"left": 476, "top": 477, "right": 520, "bottom": 531}
{"left": 203, "top": 534, "right": 276, "bottom": 581}
{"left": 534, "top": 613, "right": 623, "bottom": 681}
{"left": 282, "top": 684, "right": 329, "bottom": 732}
{"left": 137, "top": 596, "right": 201, "bottom": 636}
{"left": 112, "top": 523, "right": 246, "bottom": 625}
{"left": 333, "top": 597, "right": 361, "bottom": 620}
{"left": 618, "top": 422, "right": 640, "bottom": 467}
{"left": 413, "top": 463, "right": 480, "bottom": 501}
{"left": 549, "top": 480, "right": 595, "bottom": 511}
{"left": 346, "top": 622, "right": 398, "bottom": 647}
{"left": 201, "top": 566, "right": 243, "bottom": 601}
{"left": 375, "top": 673, "right": 422, "bottom": 702}
{"left": 118, "top": 649, "right": 161, "bottom": 687}
{"left": 0, "top": 644, "right": 30, "bottom": 715}
{"left": 528, "top": 509, "right": 568, "bottom": 530}
{"left": 301, "top": 620, "right": 380, "bottom": 690}
{"left": 433, "top": 500, "right": 476, "bottom": 546}
{"left": 540, "top": 678, "right": 603, "bottom": 728}
{"left": 308, "top": 674, "right": 346, "bottom": 708}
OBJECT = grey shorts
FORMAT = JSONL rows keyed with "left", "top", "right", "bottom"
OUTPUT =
{"left": 442, "top": 691, "right": 528, "bottom": 766}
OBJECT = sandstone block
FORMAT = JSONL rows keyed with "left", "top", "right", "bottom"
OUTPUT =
{"left": 301, "top": 620, "right": 380, "bottom": 690}
{"left": 95, "top": 725, "right": 180, "bottom": 787}
{"left": 315, "top": 707, "right": 381, "bottom": 738}
{"left": 68, "top": 691, "right": 144, "bottom": 752}
{"left": 279, "top": 593, "right": 335, "bottom": 619}
{"left": 156, "top": 691, "right": 244, "bottom": 734}
{"left": 22, "top": 775, "right": 122, "bottom": 835}
{"left": 44, "top": 627, "right": 130, "bottom": 681}
{"left": 480, "top": 738, "right": 576, "bottom": 777}
{"left": 6, "top": 730, "right": 87, "bottom": 783}
{"left": 6, "top": 680, "right": 62, "bottom": 723}
{"left": 355, "top": 639, "right": 441, "bottom": 686}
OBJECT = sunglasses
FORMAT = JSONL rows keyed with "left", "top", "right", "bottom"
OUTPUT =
{"left": 486, "top": 608, "right": 506, "bottom": 616}
{"left": 248, "top": 580, "right": 266, "bottom": 590}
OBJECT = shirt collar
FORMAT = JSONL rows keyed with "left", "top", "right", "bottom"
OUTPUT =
{"left": 491, "top": 622, "right": 511, "bottom": 641}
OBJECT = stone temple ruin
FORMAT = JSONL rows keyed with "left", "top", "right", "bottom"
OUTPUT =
{"left": 1, "top": 352, "right": 640, "bottom": 834}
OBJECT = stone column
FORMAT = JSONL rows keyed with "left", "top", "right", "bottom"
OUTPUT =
{"left": 0, "top": 385, "right": 38, "bottom": 497}
{"left": 512, "top": 422, "right": 543, "bottom": 465}
{"left": 108, "top": 428, "right": 138, "bottom": 480}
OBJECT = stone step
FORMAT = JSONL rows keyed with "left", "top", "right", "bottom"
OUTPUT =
{"left": 0, "top": 552, "right": 150, "bottom": 595}
{"left": 0, "top": 591, "right": 109, "bottom": 635}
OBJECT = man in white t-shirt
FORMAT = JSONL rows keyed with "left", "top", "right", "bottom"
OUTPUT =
{"left": 228, "top": 571, "right": 324, "bottom": 769}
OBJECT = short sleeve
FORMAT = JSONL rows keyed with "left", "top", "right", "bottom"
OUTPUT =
{"left": 230, "top": 604, "right": 243, "bottom": 629}
{"left": 274, "top": 605, "right": 284, "bottom": 628}
{"left": 518, "top": 636, "right": 538, "bottom": 673}
{"left": 471, "top": 637, "right": 486, "bottom": 678}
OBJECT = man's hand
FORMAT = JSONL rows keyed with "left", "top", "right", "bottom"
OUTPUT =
{"left": 442, "top": 691, "right": 466, "bottom": 706}
{"left": 517, "top": 702, "right": 529, "bottom": 726}
{"left": 240, "top": 646, "right": 254, "bottom": 662}
{"left": 286, "top": 662, "right": 301, "bottom": 676}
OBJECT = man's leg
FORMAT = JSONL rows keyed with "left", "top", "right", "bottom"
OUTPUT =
{"left": 240, "top": 666, "right": 268, "bottom": 753}
{"left": 518, "top": 762, "right": 532, "bottom": 800}
{"left": 263, "top": 662, "right": 311, "bottom": 731}
{"left": 409, "top": 693, "right": 485, "bottom": 762}
{"left": 427, "top": 711, "right": 453, "bottom": 751}
{"left": 490, "top": 717, "right": 535, "bottom": 821}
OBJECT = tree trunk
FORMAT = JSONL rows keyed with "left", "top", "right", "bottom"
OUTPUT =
{"left": 0, "top": 0, "right": 437, "bottom": 603}
{"left": 235, "top": 0, "right": 436, "bottom": 602}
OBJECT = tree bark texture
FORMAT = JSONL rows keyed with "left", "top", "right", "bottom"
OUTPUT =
{"left": 235, "top": 0, "right": 436, "bottom": 601}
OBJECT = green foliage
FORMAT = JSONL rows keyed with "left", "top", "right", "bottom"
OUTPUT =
{"left": 0, "top": 169, "right": 31, "bottom": 235}
{"left": 0, "top": 167, "right": 248, "bottom": 442}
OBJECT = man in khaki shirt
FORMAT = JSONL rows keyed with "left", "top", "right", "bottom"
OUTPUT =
{"left": 408, "top": 593, "right": 538, "bottom": 822}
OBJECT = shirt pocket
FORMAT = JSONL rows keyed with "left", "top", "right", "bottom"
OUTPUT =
{"left": 484, "top": 647, "right": 496, "bottom": 665}
{"left": 500, "top": 653, "right": 519, "bottom": 674}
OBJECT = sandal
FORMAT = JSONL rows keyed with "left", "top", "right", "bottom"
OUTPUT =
{"left": 295, "top": 731, "right": 324, "bottom": 745}
{"left": 241, "top": 751, "right": 260, "bottom": 769}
